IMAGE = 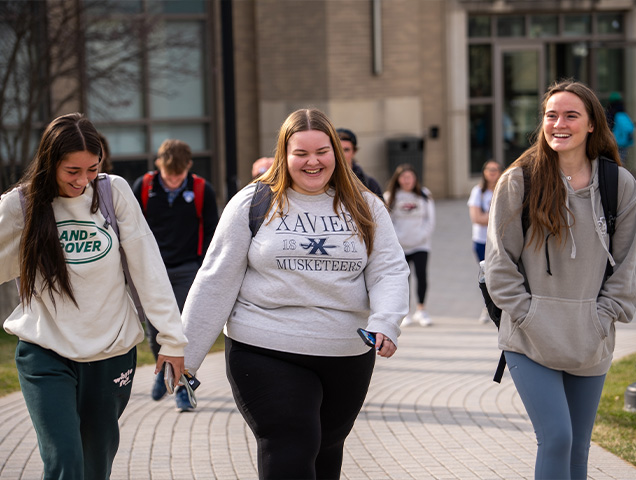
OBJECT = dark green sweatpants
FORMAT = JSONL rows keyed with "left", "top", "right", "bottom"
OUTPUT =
{"left": 16, "top": 341, "right": 136, "bottom": 480}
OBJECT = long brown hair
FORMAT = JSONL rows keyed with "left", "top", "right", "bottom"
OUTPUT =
{"left": 17, "top": 113, "right": 103, "bottom": 307}
{"left": 257, "top": 108, "right": 377, "bottom": 255}
{"left": 509, "top": 80, "right": 620, "bottom": 249}
{"left": 385, "top": 163, "right": 428, "bottom": 210}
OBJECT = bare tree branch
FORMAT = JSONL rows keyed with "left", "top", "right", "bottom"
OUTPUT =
{"left": 0, "top": 0, "right": 201, "bottom": 191}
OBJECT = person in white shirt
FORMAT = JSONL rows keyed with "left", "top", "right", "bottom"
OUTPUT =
{"left": 467, "top": 160, "right": 502, "bottom": 323}
{"left": 384, "top": 164, "right": 435, "bottom": 326}
{"left": 0, "top": 113, "right": 186, "bottom": 479}
{"left": 182, "top": 108, "right": 409, "bottom": 479}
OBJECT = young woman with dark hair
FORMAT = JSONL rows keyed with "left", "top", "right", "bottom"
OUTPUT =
{"left": 384, "top": 163, "right": 435, "bottom": 327}
{"left": 0, "top": 112, "right": 186, "bottom": 479}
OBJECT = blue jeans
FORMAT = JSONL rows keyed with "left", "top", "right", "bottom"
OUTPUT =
{"left": 504, "top": 351, "right": 606, "bottom": 480}
{"left": 473, "top": 241, "right": 486, "bottom": 262}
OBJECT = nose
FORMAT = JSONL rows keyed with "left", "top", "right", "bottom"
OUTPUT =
{"left": 76, "top": 172, "right": 90, "bottom": 187}
{"left": 554, "top": 115, "right": 564, "bottom": 127}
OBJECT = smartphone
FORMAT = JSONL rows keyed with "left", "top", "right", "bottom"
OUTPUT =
{"left": 357, "top": 328, "right": 377, "bottom": 348}
{"left": 183, "top": 371, "right": 201, "bottom": 391}
{"left": 164, "top": 363, "right": 175, "bottom": 395}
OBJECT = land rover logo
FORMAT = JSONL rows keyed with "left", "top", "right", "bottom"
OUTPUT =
{"left": 57, "top": 220, "right": 113, "bottom": 264}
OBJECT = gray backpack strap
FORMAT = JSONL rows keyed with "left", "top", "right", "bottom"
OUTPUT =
{"left": 15, "top": 186, "right": 27, "bottom": 295}
{"left": 97, "top": 174, "right": 146, "bottom": 323}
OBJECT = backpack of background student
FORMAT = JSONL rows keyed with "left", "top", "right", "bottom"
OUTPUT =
{"left": 613, "top": 111, "right": 634, "bottom": 148}
{"left": 478, "top": 157, "right": 619, "bottom": 383}
{"left": 140, "top": 171, "right": 206, "bottom": 256}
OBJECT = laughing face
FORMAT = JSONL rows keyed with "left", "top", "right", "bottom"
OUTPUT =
{"left": 543, "top": 91, "right": 594, "bottom": 158}
{"left": 56, "top": 150, "right": 100, "bottom": 198}
{"left": 287, "top": 129, "right": 336, "bottom": 195}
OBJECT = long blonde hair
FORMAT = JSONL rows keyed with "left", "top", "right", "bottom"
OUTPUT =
{"left": 509, "top": 80, "right": 620, "bottom": 249}
{"left": 257, "top": 108, "right": 377, "bottom": 255}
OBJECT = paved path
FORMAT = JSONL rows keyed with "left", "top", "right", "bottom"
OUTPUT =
{"left": 1, "top": 199, "right": 635, "bottom": 479}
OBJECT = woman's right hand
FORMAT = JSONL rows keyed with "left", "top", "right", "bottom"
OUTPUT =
{"left": 374, "top": 333, "right": 397, "bottom": 358}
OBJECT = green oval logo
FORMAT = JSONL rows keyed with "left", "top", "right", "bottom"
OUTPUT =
{"left": 57, "top": 220, "right": 113, "bottom": 264}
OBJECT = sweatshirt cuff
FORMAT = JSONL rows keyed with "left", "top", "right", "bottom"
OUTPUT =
{"left": 158, "top": 345, "right": 185, "bottom": 357}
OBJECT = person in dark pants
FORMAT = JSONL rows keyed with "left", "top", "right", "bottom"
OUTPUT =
{"left": 133, "top": 139, "right": 218, "bottom": 411}
{"left": 336, "top": 128, "right": 385, "bottom": 200}
{"left": 1, "top": 113, "right": 186, "bottom": 479}
{"left": 182, "top": 108, "right": 410, "bottom": 479}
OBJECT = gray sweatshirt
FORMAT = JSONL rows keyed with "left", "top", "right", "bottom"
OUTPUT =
{"left": 485, "top": 159, "right": 636, "bottom": 376}
{"left": 182, "top": 184, "right": 410, "bottom": 372}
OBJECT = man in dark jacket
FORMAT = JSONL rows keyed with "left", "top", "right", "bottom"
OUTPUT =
{"left": 133, "top": 139, "right": 218, "bottom": 411}
{"left": 336, "top": 128, "right": 384, "bottom": 200}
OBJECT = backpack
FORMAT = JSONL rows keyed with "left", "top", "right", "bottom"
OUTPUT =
{"left": 140, "top": 171, "right": 206, "bottom": 256}
{"left": 479, "top": 157, "right": 619, "bottom": 383}
{"left": 249, "top": 181, "right": 273, "bottom": 237}
{"left": 612, "top": 112, "right": 634, "bottom": 148}
{"left": 17, "top": 174, "right": 147, "bottom": 324}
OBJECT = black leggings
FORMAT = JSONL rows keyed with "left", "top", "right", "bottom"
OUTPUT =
{"left": 405, "top": 250, "right": 428, "bottom": 304}
{"left": 225, "top": 338, "right": 375, "bottom": 480}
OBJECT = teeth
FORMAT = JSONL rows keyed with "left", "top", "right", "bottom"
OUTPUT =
{"left": 305, "top": 169, "right": 320, "bottom": 174}
{"left": 554, "top": 134, "right": 570, "bottom": 138}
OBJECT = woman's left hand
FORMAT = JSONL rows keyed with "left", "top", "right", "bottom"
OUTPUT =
{"left": 374, "top": 333, "right": 397, "bottom": 358}
{"left": 156, "top": 355, "right": 186, "bottom": 384}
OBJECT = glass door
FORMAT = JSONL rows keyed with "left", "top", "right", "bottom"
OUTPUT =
{"left": 494, "top": 45, "right": 544, "bottom": 167}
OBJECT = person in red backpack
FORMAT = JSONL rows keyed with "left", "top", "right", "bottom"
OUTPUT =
{"left": 133, "top": 139, "right": 218, "bottom": 410}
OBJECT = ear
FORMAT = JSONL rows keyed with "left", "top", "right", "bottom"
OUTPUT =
{"left": 588, "top": 122, "right": 594, "bottom": 133}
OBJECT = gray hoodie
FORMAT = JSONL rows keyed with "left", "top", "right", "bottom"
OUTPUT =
{"left": 485, "top": 159, "right": 636, "bottom": 376}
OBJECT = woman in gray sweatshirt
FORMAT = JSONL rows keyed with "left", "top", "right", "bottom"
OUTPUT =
{"left": 182, "top": 108, "right": 410, "bottom": 479}
{"left": 485, "top": 80, "right": 636, "bottom": 479}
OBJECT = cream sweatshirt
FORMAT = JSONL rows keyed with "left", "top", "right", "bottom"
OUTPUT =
{"left": 0, "top": 175, "right": 186, "bottom": 362}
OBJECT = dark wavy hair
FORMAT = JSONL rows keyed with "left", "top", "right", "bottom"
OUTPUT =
{"left": 17, "top": 113, "right": 103, "bottom": 307}
{"left": 509, "top": 79, "right": 620, "bottom": 249}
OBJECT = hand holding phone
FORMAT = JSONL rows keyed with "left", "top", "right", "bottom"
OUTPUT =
{"left": 357, "top": 328, "right": 380, "bottom": 348}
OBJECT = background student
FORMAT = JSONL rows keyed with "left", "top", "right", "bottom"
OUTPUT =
{"left": 467, "top": 159, "right": 502, "bottom": 323}
{"left": 384, "top": 163, "right": 435, "bottom": 327}
{"left": 132, "top": 139, "right": 218, "bottom": 411}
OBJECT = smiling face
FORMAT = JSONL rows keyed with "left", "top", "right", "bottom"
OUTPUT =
{"left": 543, "top": 91, "right": 594, "bottom": 159}
{"left": 287, "top": 129, "right": 336, "bottom": 195}
{"left": 56, "top": 150, "right": 100, "bottom": 198}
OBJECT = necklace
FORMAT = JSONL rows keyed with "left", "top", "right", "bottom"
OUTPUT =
{"left": 562, "top": 163, "right": 588, "bottom": 182}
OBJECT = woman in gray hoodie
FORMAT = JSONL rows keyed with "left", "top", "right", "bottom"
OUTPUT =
{"left": 485, "top": 80, "right": 636, "bottom": 479}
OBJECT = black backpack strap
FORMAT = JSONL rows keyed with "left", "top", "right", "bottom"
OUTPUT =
{"left": 598, "top": 156, "right": 619, "bottom": 277}
{"left": 494, "top": 352, "right": 506, "bottom": 384}
{"left": 249, "top": 181, "right": 273, "bottom": 237}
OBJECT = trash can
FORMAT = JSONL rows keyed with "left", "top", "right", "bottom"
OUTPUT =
{"left": 387, "top": 137, "right": 425, "bottom": 181}
{"left": 625, "top": 382, "right": 636, "bottom": 412}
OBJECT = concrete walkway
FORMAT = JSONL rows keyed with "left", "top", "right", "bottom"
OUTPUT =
{"left": 1, "top": 199, "right": 635, "bottom": 479}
